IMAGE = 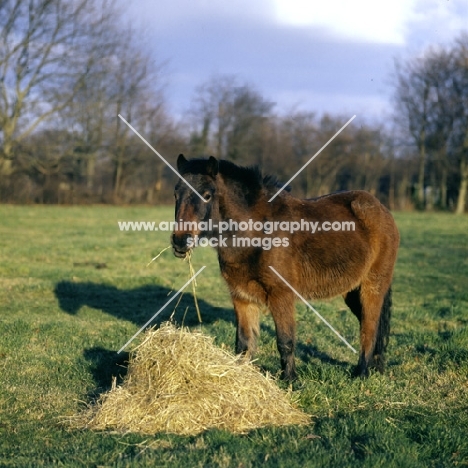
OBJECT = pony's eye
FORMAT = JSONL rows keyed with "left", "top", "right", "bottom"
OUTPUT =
{"left": 203, "top": 192, "right": 212, "bottom": 202}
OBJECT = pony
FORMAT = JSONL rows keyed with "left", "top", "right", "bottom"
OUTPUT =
{"left": 171, "top": 154, "right": 400, "bottom": 380}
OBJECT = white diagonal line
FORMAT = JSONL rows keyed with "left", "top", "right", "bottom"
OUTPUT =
{"left": 117, "top": 266, "right": 206, "bottom": 353}
{"left": 268, "top": 115, "right": 357, "bottom": 202}
{"left": 269, "top": 266, "right": 357, "bottom": 354}
{"left": 118, "top": 114, "right": 207, "bottom": 203}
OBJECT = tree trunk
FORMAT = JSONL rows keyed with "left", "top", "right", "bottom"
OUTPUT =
{"left": 86, "top": 155, "right": 95, "bottom": 191}
{"left": 417, "top": 131, "right": 426, "bottom": 208}
{"left": 388, "top": 153, "right": 395, "bottom": 211}
{"left": 416, "top": 88, "right": 429, "bottom": 209}
{"left": 200, "top": 117, "right": 210, "bottom": 155}
{"left": 305, "top": 164, "right": 313, "bottom": 198}
{"left": 217, "top": 103, "right": 224, "bottom": 159}
{"left": 113, "top": 149, "right": 124, "bottom": 203}
{"left": 455, "top": 154, "right": 468, "bottom": 215}
{"left": 396, "top": 173, "right": 409, "bottom": 210}
{"left": 439, "top": 164, "right": 447, "bottom": 210}
{"left": 0, "top": 157, "right": 13, "bottom": 176}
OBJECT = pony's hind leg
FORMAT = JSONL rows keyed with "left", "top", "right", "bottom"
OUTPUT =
{"left": 344, "top": 287, "right": 362, "bottom": 322}
{"left": 352, "top": 282, "right": 387, "bottom": 378}
{"left": 344, "top": 287, "right": 370, "bottom": 377}
{"left": 372, "top": 287, "right": 392, "bottom": 373}
{"left": 232, "top": 297, "right": 260, "bottom": 358}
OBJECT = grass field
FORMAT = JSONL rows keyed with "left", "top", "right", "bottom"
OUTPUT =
{"left": 0, "top": 205, "right": 467, "bottom": 467}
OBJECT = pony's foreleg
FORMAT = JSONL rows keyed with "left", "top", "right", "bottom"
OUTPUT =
{"left": 232, "top": 298, "right": 260, "bottom": 358}
{"left": 268, "top": 293, "right": 297, "bottom": 381}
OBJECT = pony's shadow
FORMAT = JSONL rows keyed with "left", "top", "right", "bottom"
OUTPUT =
{"left": 54, "top": 280, "right": 234, "bottom": 393}
{"left": 83, "top": 346, "right": 130, "bottom": 396}
{"left": 260, "top": 322, "right": 351, "bottom": 370}
{"left": 54, "top": 280, "right": 233, "bottom": 327}
{"left": 296, "top": 341, "right": 351, "bottom": 369}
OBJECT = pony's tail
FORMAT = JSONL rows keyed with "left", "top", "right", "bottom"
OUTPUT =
{"left": 373, "top": 286, "right": 392, "bottom": 373}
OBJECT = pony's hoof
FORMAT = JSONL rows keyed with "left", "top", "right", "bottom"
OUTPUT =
{"left": 370, "top": 355, "right": 385, "bottom": 374}
{"left": 281, "top": 369, "right": 298, "bottom": 381}
{"left": 352, "top": 365, "right": 369, "bottom": 379}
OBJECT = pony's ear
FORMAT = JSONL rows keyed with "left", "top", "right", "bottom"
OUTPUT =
{"left": 206, "top": 156, "right": 219, "bottom": 177}
{"left": 177, "top": 154, "right": 188, "bottom": 172}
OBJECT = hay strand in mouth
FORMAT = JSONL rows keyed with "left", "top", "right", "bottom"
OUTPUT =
{"left": 146, "top": 245, "right": 172, "bottom": 267}
{"left": 184, "top": 250, "right": 202, "bottom": 323}
{"left": 67, "top": 323, "right": 310, "bottom": 435}
{"left": 146, "top": 245, "right": 202, "bottom": 322}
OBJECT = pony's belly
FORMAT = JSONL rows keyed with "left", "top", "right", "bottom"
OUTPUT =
{"left": 296, "top": 265, "right": 364, "bottom": 300}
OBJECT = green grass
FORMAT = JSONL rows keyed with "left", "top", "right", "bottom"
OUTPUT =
{"left": 0, "top": 206, "right": 467, "bottom": 467}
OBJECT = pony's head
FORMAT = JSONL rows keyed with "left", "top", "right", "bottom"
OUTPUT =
{"left": 171, "top": 154, "right": 218, "bottom": 258}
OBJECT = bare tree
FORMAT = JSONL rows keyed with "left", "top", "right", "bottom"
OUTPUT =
{"left": 393, "top": 55, "right": 433, "bottom": 208}
{"left": 0, "top": 0, "right": 171, "bottom": 203}
{"left": 0, "top": 0, "right": 121, "bottom": 186}
{"left": 449, "top": 34, "right": 468, "bottom": 214}
{"left": 189, "top": 75, "right": 274, "bottom": 164}
{"left": 277, "top": 111, "right": 320, "bottom": 197}
{"left": 104, "top": 29, "right": 167, "bottom": 202}
{"left": 393, "top": 34, "right": 468, "bottom": 213}
{"left": 63, "top": 1, "right": 121, "bottom": 193}
{"left": 189, "top": 75, "right": 236, "bottom": 158}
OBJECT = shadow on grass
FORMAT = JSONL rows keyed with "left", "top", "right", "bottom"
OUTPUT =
{"left": 83, "top": 346, "right": 130, "bottom": 396}
{"left": 260, "top": 322, "right": 351, "bottom": 370}
{"left": 297, "top": 341, "right": 352, "bottom": 369}
{"left": 54, "top": 280, "right": 234, "bottom": 327}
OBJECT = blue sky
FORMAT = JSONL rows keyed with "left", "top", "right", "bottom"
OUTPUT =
{"left": 128, "top": 0, "right": 468, "bottom": 122}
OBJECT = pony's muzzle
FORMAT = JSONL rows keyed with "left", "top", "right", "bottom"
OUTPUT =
{"left": 171, "top": 233, "right": 192, "bottom": 258}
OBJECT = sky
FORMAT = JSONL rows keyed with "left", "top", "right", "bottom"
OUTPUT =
{"left": 127, "top": 0, "right": 468, "bottom": 123}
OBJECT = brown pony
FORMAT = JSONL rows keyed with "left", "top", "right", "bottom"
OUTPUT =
{"left": 172, "top": 154, "right": 400, "bottom": 380}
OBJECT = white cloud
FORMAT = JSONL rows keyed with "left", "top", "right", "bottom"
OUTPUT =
{"left": 272, "top": 0, "right": 417, "bottom": 44}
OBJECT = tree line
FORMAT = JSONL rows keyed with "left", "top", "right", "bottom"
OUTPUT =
{"left": 1, "top": 0, "right": 467, "bottom": 213}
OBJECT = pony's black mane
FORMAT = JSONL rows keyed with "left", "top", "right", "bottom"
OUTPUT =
{"left": 179, "top": 157, "right": 290, "bottom": 203}
{"left": 218, "top": 160, "right": 291, "bottom": 195}
{"left": 218, "top": 159, "right": 262, "bottom": 187}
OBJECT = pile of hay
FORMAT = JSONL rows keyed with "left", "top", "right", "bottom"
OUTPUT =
{"left": 70, "top": 322, "right": 309, "bottom": 435}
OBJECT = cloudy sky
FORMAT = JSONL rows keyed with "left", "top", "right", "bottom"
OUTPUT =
{"left": 128, "top": 0, "right": 467, "bottom": 122}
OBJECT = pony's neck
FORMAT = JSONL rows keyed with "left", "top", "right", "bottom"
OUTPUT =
{"left": 216, "top": 174, "right": 266, "bottom": 222}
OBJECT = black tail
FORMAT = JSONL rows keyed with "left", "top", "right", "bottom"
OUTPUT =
{"left": 373, "top": 286, "right": 392, "bottom": 373}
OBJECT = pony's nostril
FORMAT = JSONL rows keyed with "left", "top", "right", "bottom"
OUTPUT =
{"left": 172, "top": 233, "right": 191, "bottom": 250}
